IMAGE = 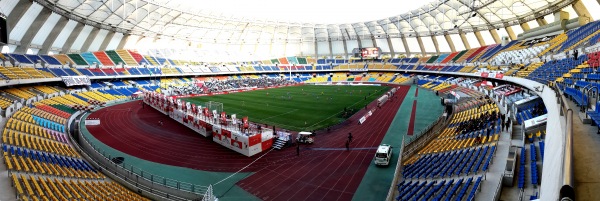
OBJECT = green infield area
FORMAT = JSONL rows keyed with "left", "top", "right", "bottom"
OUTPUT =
{"left": 182, "top": 85, "right": 389, "bottom": 131}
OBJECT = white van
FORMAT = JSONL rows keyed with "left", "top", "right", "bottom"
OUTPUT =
{"left": 374, "top": 144, "right": 392, "bottom": 166}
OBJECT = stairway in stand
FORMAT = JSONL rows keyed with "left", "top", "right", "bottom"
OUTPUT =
{"left": 273, "top": 138, "right": 287, "bottom": 150}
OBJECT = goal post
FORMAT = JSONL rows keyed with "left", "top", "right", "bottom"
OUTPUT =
{"left": 205, "top": 101, "right": 224, "bottom": 115}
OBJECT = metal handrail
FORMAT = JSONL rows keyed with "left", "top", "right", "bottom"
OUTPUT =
{"left": 553, "top": 81, "right": 575, "bottom": 200}
{"left": 581, "top": 84, "right": 594, "bottom": 111}
{"left": 560, "top": 109, "right": 574, "bottom": 200}
{"left": 401, "top": 115, "right": 447, "bottom": 159}
{"left": 386, "top": 136, "right": 405, "bottom": 201}
{"left": 584, "top": 86, "right": 598, "bottom": 114}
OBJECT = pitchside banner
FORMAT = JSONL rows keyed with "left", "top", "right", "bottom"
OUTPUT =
{"left": 85, "top": 119, "right": 101, "bottom": 125}
{"left": 476, "top": 72, "right": 504, "bottom": 79}
{"left": 62, "top": 76, "right": 91, "bottom": 87}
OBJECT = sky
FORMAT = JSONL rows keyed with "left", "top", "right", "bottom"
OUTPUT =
{"left": 167, "top": 0, "right": 437, "bottom": 24}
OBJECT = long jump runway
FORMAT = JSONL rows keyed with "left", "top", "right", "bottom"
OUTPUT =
{"left": 85, "top": 85, "right": 411, "bottom": 201}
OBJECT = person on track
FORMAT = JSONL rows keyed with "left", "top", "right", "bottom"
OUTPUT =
{"left": 348, "top": 132, "right": 353, "bottom": 143}
{"left": 345, "top": 140, "right": 350, "bottom": 151}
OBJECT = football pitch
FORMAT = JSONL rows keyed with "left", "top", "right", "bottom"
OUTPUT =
{"left": 182, "top": 85, "right": 390, "bottom": 131}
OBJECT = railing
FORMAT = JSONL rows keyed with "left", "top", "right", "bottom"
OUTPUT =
{"left": 202, "top": 185, "right": 217, "bottom": 201}
{"left": 387, "top": 106, "right": 448, "bottom": 201}
{"left": 75, "top": 113, "right": 208, "bottom": 200}
{"left": 401, "top": 112, "right": 447, "bottom": 159}
{"left": 560, "top": 109, "right": 574, "bottom": 201}
{"left": 552, "top": 82, "right": 575, "bottom": 201}
{"left": 385, "top": 136, "right": 405, "bottom": 201}
{"left": 404, "top": 114, "right": 445, "bottom": 146}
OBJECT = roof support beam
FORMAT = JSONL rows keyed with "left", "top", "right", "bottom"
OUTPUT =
{"left": 553, "top": 10, "right": 569, "bottom": 23}
{"left": 283, "top": 42, "right": 289, "bottom": 58}
{"left": 81, "top": 27, "right": 100, "bottom": 52}
{"left": 239, "top": 42, "right": 244, "bottom": 53}
{"left": 342, "top": 38, "right": 349, "bottom": 58}
{"left": 401, "top": 35, "right": 410, "bottom": 56}
{"left": 572, "top": 0, "right": 593, "bottom": 21}
{"left": 99, "top": 31, "right": 116, "bottom": 51}
{"left": 431, "top": 36, "right": 440, "bottom": 55}
{"left": 328, "top": 39, "right": 334, "bottom": 58}
{"left": 416, "top": 36, "right": 426, "bottom": 56}
{"left": 474, "top": 31, "right": 485, "bottom": 47}
{"left": 536, "top": 18, "right": 548, "bottom": 26}
{"left": 269, "top": 42, "right": 274, "bottom": 57}
{"left": 14, "top": 8, "right": 52, "bottom": 54}
{"left": 357, "top": 37, "right": 363, "bottom": 49}
{"left": 253, "top": 42, "right": 260, "bottom": 57}
{"left": 488, "top": 29, "right": 501, "bottom": 44}
{"left": 314, "top": 41, "right": 318, "bottom": 59}
{"left": 459, "top": 30, "right": 471, "bottom": 50}
{"left": 299, "top": 41, "right": 304, "bottom": 57}
{"left": 505, "top": 26, "right": 516, "bottom": 40}
{"left": 371, "top": 37, "right": 378, "bottom": 49}
{"left": 133, "top": 36, "right": 145, "bottom": 48}
{"left": 6, "top": 0, "right": 32, "bottom": 36}
{"left": 520, "top": 23, "right": 531, "bottom": 31}
{"left": 386, "top": 37, "right": 395, "bottom": 58}
{"left": 444, "top": 33, "right": 456, "bottom": 53}
{"left": 40, "top": 16, "right": 69, "bottom": 54}
{"left": 61, "top": 23, "right": 85, "bottom": 53}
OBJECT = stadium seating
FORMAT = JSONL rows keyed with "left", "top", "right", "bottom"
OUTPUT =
{"left": 116, "top": 50, "right": 138, "bottom": 65}
{"left": 0, "top": 86, "right": 149, "bottom": 200}
{"left": 24, "top": 54, "right": 44, "bottom": 64}
{"left": 93, "top": 51, "right": 115, "bottom": 66}
{"left": 105, "top": 50, "right": 126, "bottom": 66}
{"left": 67, "top": 54, "right": 89, "bottom": 66}
{"left": 7, "top": 54, "right": 34, "bottom": 64}
{"left": 81, "top": 52, "right": 101, "bottom": 66}
{"left": 397, "top": 88, "right": 501, "bottom": 200}
{"left": 40, "top": 55, "right": 62, "bottom": 65}
{"left": 558, "top": 21, "right": 600, "bottom": 52}
{"left": 52, "top": 54, "right": 72, "bottom": 65}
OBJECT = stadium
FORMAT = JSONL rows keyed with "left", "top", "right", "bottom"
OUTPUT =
{"left": 0, "top": 0, "right": 599, "bottom": 200}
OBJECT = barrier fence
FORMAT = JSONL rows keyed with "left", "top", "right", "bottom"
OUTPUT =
{"left": 401, "top": 114, "right": 448, "bottom": 160}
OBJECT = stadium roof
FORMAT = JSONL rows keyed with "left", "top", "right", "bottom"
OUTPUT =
{"left": 40, "top": 0, "right": 573, "bottom": 44}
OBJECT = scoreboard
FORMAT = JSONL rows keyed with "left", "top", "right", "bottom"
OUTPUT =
{"left": 352, "top": 47, "right": 381, "bottom": 59}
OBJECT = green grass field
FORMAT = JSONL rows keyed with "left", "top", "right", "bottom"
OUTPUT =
{"left": 182, "top": 85, "right": 389, "bottom": 131}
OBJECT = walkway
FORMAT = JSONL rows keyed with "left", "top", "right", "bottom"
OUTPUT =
{"left": 569, "top": 100, "right": 600, "bottom": 201}
{"left": 352, "top": 85, "right": 444, "bottom": 201}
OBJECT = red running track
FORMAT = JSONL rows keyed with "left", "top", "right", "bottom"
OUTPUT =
{"left": 415, "top": 87, "right": 419, "bottom": 97}
{"left": 406, "top": 100, "right": 417, "bottom": 136}
{"left": 406, "top": 87, "right": 419, "bottom": 136}
{"left": 86, "top": 85, "right": 411, "bottom": 201}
